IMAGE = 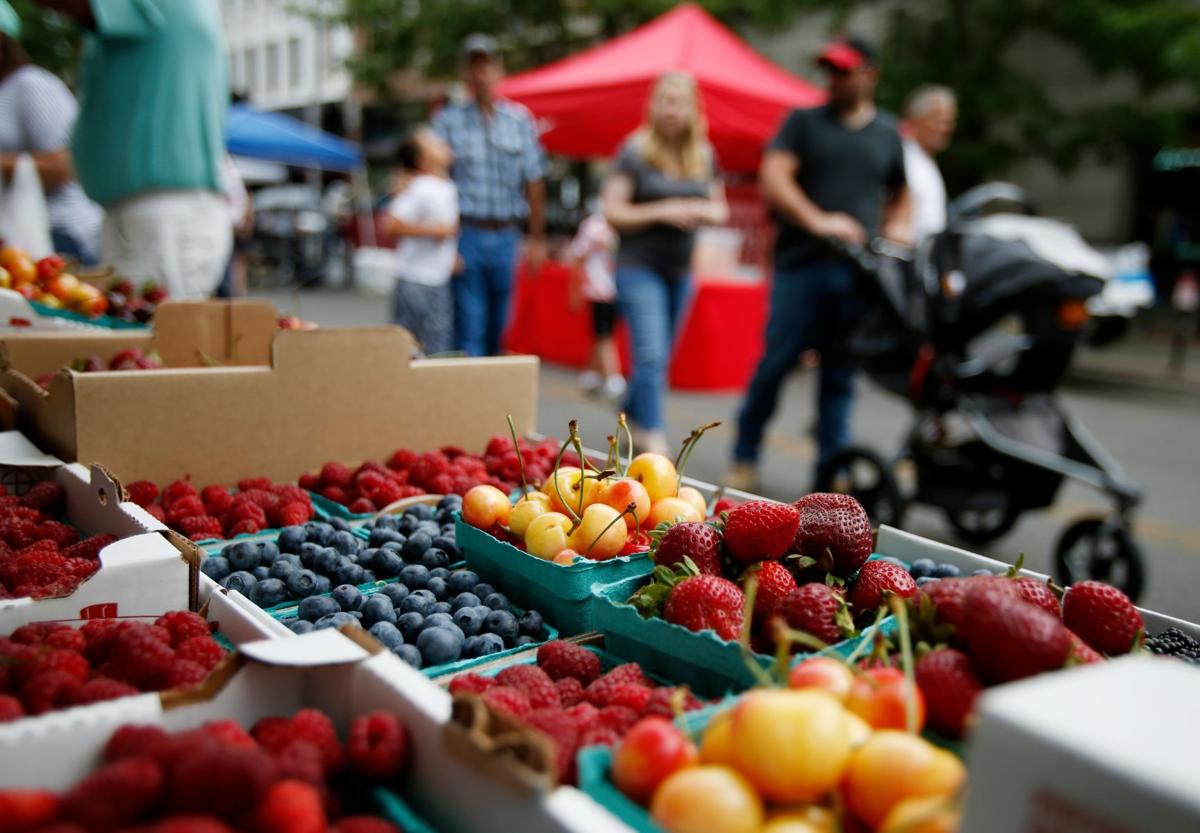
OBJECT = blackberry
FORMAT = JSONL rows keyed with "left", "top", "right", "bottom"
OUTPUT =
{"left": 1146, "top": 628, "right": 1200, "bottom": 664}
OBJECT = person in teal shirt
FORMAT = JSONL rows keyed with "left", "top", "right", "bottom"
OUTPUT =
{"left": 34, "top": 0, "right": 231, "bottom": 298}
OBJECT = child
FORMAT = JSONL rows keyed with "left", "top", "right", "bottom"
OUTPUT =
{"left": 568, "top": 206, "right": 626, "bottom": 399}
{"left": 384, "top": 126, "right": 458, "bottom": 355}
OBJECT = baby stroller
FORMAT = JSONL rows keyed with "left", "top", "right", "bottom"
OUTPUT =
{"left": 816, "top": 183, "right": 1146, "bottom": 599}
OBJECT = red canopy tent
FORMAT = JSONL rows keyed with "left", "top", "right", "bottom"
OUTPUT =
{"left": 496, "top": 3, "right": 824, "bottom": 173}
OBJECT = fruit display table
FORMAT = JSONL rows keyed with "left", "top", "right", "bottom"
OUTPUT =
{"left": 504, "top": 261, "right": 769, "bottom": 392}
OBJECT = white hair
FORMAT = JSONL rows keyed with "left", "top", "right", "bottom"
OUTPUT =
{"left": 905, "top": 85, "right": 957, "bottom": 119}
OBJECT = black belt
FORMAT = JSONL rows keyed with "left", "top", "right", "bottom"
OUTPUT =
{"left": 461, "top": 217, "right": 518, "bottom": 230}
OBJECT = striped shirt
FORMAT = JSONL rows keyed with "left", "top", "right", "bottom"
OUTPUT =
{"left": 432, "top": 98, "right": 546, "bottom": 223}
{"left": 0, "top": 66, "right": 103, "bottom": 257}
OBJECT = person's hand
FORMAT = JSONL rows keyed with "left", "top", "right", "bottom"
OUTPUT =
{"left": 882, "top": 219, "right": 914, "bottom": 247}
{"left": 813, "top": 212, "right": 868, "bottom": 247}
{"left": 658, "top": 199, "right": 703, "bottom": 230}
{"left": 567, "top": 267, "right": 585, "bottom": 312}
{"left": 452, "top": 254, "right": 466, "bottom": 276}
{"left": 523, "top": 235, "right": 548, "bottom": 273}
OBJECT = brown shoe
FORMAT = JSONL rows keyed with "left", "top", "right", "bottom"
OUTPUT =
{"left": 724, "top": 462, "right": 759, "bottom": 494}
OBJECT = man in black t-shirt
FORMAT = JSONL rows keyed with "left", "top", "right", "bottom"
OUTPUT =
{"left": 729, "top": 36, "right": 911, "bottom": 491}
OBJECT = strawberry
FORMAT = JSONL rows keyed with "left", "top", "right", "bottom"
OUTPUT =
{"left": 1068, "top": 630, "right": 1104, "bottom": 664}
{"left": 652, "top": 522, "right": 724, "bottom": 575}
{"left": 1062, "top": 580, "right": 1144, "bottom": 656}
{"left": 778, "top": 582, "right": 853, "bottom": 645}
{"left": 1012, "top": 576, "right": 1061, "bottom": 617}
{"left": 792, "top": 493, "right": 873, "bottom": 575}
{"left": 721, "top": 500, "right": 800, "bottom": 563}
{"left": 847, "top": 559, "right": 916, "bottom": 612}
{"left": 745, "top": 560, "right": 797, "bottom": 625}
{"left": 960, "top": 583, "right": 1073, "bottom": 683}
{"left": 662, "top": 574, "right": 745, "bottom": 641}
{"left": 914, "top": 647, "right": 983, "bottom": 739}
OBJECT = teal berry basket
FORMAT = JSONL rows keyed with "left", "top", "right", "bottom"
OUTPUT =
{"left": 455, "top": 517, "right": 653, "bottom": 636}
{"left": 28, "top": 299, "right": 150, "bottom": 330}
{"left": 372, "top": 786, "right": 441, "bottom": 833}
{"left": 308, "top": 491, "right": 376, "bottom": 521}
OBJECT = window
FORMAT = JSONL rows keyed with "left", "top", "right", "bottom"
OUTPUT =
{"left": 243, "top": 47, "right": 257, "bottom": 93}
{"left": 288, "top": 37, "right": 302, "bottom": 89}
{"left": 266, "top": 42, "right": 280, "bottom": 93}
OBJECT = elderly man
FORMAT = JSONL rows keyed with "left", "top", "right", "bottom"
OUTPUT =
{"left": 433, "top": 34, "right": 547, "bottom": 357}
{"left": 902, "top": 85, "right": 958, "bottom": 241}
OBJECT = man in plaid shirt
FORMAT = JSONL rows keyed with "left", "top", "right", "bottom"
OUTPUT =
{"left": 433, "top": 34, "right": 547, "bottom": 356}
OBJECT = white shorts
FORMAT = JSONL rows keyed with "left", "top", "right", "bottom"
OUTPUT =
{"left": 100, "top": 190, "right": 234, "bottom": 300}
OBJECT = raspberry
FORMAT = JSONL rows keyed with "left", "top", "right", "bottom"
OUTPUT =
{"left": 348, "top": 497, "right": 374, "bottom": 514}
{"left": 409, "top": 452, "right": 450, "bottom": 489}
{"left": 555, "top": 677, "right": 585, "bottom": 707}
{"left": 319, "top": 462, "right": 354, "bottom": 490}
{"left": 180, "top": 515, "right": 223, "bottom": 539}
{"left": 253, "top": 709, "right": 344, "bottom": 775}
{"left": 9, "top": 622, "right": 54, "bottom": 644}
{"left": 237, "top": 477, "right": 274, "bottom": 492}
{"left": 168, "top": 495, "right": 206, "bottom": 522}
{"left": 0, "top": 551, "right": 67, "bottom": 588}
{"left": 44, "top": 626, "right": 86, "bottom": 652}
{"left": 537, "top": 640, "right": 601, "bottom": 685}
{"left": 62, "top": 756, "right": 165, "bottom": 831}
{"left": 163, "top": 479, "right": 198, "bottom": 506}
{"left": 496, "top": 665, "right": 561, "bottom": 710}
{"left": 125, "top": 480, "right": 159, "bottom": 507}
{"left": 272, "top": 739, "right": 325, "bottom": 784}
{"left": 251, "top": 780, "right": 326, "bottom": 833}
{"left": 103, "top": 725, "right": 172, "bottom": 762}
{"left": 347, "top": 711, "right": 409, "bottom": 781}
{"left": 21, "top": 481, "right": 65, "bottom": 512}
{"left": 226, "top": 518, "right": 264, "bottom": 538}
{"left": 482, "top": 685, "right": 532, "bottom": 718}
{"left": 0, "top": 790, "right": 59, "bottom": 830}
{"left": 298, "top": 472, "right": 321, "bottom": 491}
{"left": 145, "top": 503, "right": 168, "bottom": 523}
{"left": 81, "top": 619, "right": 124, "bottom": 659}
{"left": 36, "top": 649, "right": 90, "bottom": 681}
{"left": 71, "top": 675, "right": 138, "bottom": 705}
{"left": 168, "top": 744, "right": 279, "bottom": 818}
{"left": 63, "top": 533, "right": 118, "bottom": 561}
{"left": 355, "top": 470, "right": 388, "bottom": 495}
{"left": 525, "top": 707, "right": 581, "bottom": 783}
{"left": 332, "top": 818, "right": 402, "bottom": 833}
{"left": 0, "top": 693, "right": 25, "bottom": 721}
{"left": 584, "top": 663, "right": 650, "bottom": 707}
{"left": 580, "top": 727, "right": 621, "bottom": 748}
{"left": 387, "top": 449, "right": 418, "bottom": 470}
{"left": 176, "top": 635, "right": 224, "bottom": 670}
{"left": 274, "top": 501, "right": 312, "bottom": 527}
{"left": 156, "top": 611, "right": 212, "bottom": 646}
{"left": 448, "top": 673, "right": 495, "bottom": 696}
{"left": 320, "top": 485, "right": 350, "bottom": 505}
{"left": 35, "top": 521, "right": 80, "bottom": 548}
{"left": 202, "top": 718, "right": 257, "bottom": 750}
{"left": 201, "top": 484, "right": 232, "bottom": 508}
{"left": 272, "top": 484, "right": 311, "bottom": 504}
{"left": 238, "top": 488, "right": 280, "bottom": 513}
{"left": 597, "top": 705, "right": 640, "bottom": 734}
{"left": 143, "top": 817, "right": 236, "bottom": 833}
{"left": 108, "top": 624, "right": 176, "bottom": 689}
{"left": 251, "top": 715, "right": 292, "bottom": 750}
{"left": 642, "top": 686, "right": 703, "bottom": 718}
{"left": 606, "top": 683, "right": 653, "bottom": 712}
{"left": 365, "top": 479, "right": 404, "bottom": 509}
{"left": 203, "top": 489, "right": 235, "bottom": 515}
{"left": 165, "top": 659, "right": 209, "bottom": 689}
{"left": 427, "top": 474, "right": 454, "bottom": 495}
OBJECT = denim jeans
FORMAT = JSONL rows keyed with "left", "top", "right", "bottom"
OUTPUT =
{"left": 615, "top": 264, "right": 691, "bottom": 431}
{"left": 735, "top": 259, "right": 859, "bottom": 469}
{"left": 455, "top": 224, "right": 519, "bottom": 356}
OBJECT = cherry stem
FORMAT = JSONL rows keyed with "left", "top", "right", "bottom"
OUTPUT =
{"left": 617, "top": 412, "right": 633, "bottom": 477}
{"left": 552, "top": 424, "right": 583, "bottom": 525}
{"left": 673, "top": 421, "right": 721, "bottom": 496}
{"left": 844, "top": 606, "right": 889, "bottom": 667}
{"left": 569, "top": 424, "right": 590, "bottom": 520}
{"left": 605, "top": 434, "right": 618, "bottom": 472}
{"left": 584, "top": 501, "right": 637, "bottom": 557}
{"left": 506, "top": 414, "right": 529, "bottom": 499}
{"left": 890, "top": 594, "right": 919, "bottom": 735}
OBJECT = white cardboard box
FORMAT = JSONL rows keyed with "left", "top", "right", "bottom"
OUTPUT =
{"left": 0, "top": 629, "right": 632, "bottom": 833}
{"left": 962, "top": 657, "right": 1200, "bottom": 833}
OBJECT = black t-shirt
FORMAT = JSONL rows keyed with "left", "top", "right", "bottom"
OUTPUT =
{"left": 613, "top": 138, "right": 716, "bottom": 280}
{"left": 770, "top": 105, "right": 906, "bottom": 269}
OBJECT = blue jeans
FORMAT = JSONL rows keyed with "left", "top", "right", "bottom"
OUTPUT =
{"left": 735, "top": 260, "right": 859, "bottom": 469}
{"left": 455, "top": 224, "right": 519, "bottom": 356}
{"left": 615, "top": 265, "right": 691, "bottom": 431}
{"left": 51, "top": 227, "right": 97, "bottom": 266}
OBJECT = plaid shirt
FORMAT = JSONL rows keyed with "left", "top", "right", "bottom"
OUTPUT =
{"left": 432, "top": 99, "right": 546, "bottom": 223}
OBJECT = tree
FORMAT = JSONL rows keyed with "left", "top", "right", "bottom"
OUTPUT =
{"left": 11, "top": 1, "right": 81, "bottom": 84}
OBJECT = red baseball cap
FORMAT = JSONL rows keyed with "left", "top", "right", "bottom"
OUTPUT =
{"left": 816, "top": 37, "right": 878, "bottom": 71}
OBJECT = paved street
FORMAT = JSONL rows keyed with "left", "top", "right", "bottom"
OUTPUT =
{"left": 260, "top": 286, "right": 1200, "bottom": 622}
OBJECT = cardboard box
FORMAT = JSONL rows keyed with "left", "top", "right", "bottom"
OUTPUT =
{"left": 2, "top": 326, "right": 538, "bottom": 486}
{"left": 0, "top": 431, "right": 199, "bottom": 631}
{"left": 0, "top": 629, "right": 632, "bottom": 833}
{"left": 961, "top": 657, "right": 1200, "bottom": 833}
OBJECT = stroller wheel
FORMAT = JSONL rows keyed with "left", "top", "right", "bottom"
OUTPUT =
{"left": 814, "top": 446, "right": 907, "bottom": 528}
{"left": 943, "top": 505, "right": 1020, "bottom": 545}
{"left": 1054, "top": 517, "right": 1145, "bottom": 602}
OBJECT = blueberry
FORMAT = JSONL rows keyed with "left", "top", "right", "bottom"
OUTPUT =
{"left": 972, "top": 568, "right": 995, "bottom": 577}
{"left": 878, "top": 556, "right": 906, "bottom": 569}
{"left": 314, "top": 611, "right": 361, "bottom": 630}
{"left": 403, "top": 532, "right": 433, "bottom": 562}
{"left": 374, "top": 515, "right": 401, "bottom": 531}
{"left": 266, "top": 559, "right": 297, "bottom": 582}
{"left": 334, "top": 561, "right": 365, "bottom": 586}
{"left": 221, "top": 570, "right": 257, "bottom": 596}
{"left": 426, "top": 577, "right": 449, "bottom": 601}
{"left": 432, "top": 602, "right": 452, "bottom": 615}
{"left": 429, "top": 567, "right": 451, "bottom": 581}
{"left": 305, "top": 522, "right": 335, "bottom": 546}
{"left": 278, "top": 526, "right": 307, "bottom": 554}
{"left": 909, "top": 558, "right": 937, "bottom": 579}
{"left": 514, "top": 635, "right": 536, "bottom": 647}
{"left": 417, "top": 521, "right": 442, "bottom": 539}
{"left": 437, "top": 495, "right": 461, "bottom": 511}
{"left": 447, "top": 571, "right": 479, "bottom": 595}
{"left": 381, "top": 539, "right": 406, "bottom": 554}
{"left": 425, "top": 611, "right": 458, "bottom": 630}
{"left": 417, "top": 626, "right": 463, "bottom": 665}
{"left": 313, "top": 575, "right": 332, "bottom": 595}
{"left": 332, "top": 584, "right": 364, "bottom": 612}
{"left": 915, "top": 576, "right": 940, "bottom": 588}
{"left": 370, "top": 528, "right": 403, "bottom": 548}
{"left": 396, "top": 515, "right": 418, "bottom": 535}
{"left": 397, "top": 611, "right": 425, "bottom": 642}
{"left": 472, "top": 633, "right": 505, "bottom": 657}
{"left": 933, "top": 563, "right": 961, "bottom": 579}
{"left": 286, "top": 569, "right": 320, "bottom": 599}
{"left": 226, "top": 542, "right": 261, "bottom": 571}
{"left": 399, "top": 565, "right": 430, "bottom": 590}
{"left": 252, "top": 566, "right": 271, "bottom": 581}
{"left": 314, "top": 547, "right": 340, "bottom": 576}
{"left": 484, "top": 609, "right": 519, "bottom": 646}
{"left": 332, "top": 531, "right": 359, "bottom": 555}
{"left": 299, "top": 542, "right": 323, "bottom": 567}
{"left": 362, "top": 594, "right": 397, "bottom": 627}
{"left": 410, "top": 504, "right": 435, "bottom": 522}
{"left": 374, "top": 550, "right": 405, "bottom": 578}
{"left": 433, "top": 536, "right": 462, "bottom": 560}
{"left": 361, "top": 570, "right": 377, "bottom": 584}
{"left": 394, "top": 644, "right": 422, "bottom": 668}
{"left": 349, "top": 611, "right": 364, "bottom": 620}
{"left": 483, "top": 592, "right": 510, "bottom": 611}
{"left": 329, "top": 517, "right": 352, "bottom": 532}
{"left": 474, "top": 583, "right": 496, "bottom": 600}
{"left": 400, "top": 589, "right": 435, "bottom": 617}
{"left": 250, "top": 578, "right": 288, "bottom": 607}
{"left": 421, "top": 548, "right": 450, "bottom": 570}
{"left": 453, "top": 606, "right": 487, "bottom": 637}
{"left": 201, "top": 556, "right": 231, "bottom": 582}
{"left": 289, "top": 619, "right": 314, "bottom": 634}
{"left": 435, "top": 509, "right": 456, "bottom": 526}
{"left": 461, "top": 635, "right": 481, "bottom": 657}
{"left": 517, "top": 610, "right": 544, "bottom": 637}
{"left": 257, "top": 542, "right": 280, "bottom": 566}
{"left": 379, "top": 583, "right": 411, "bottom": 607}
{"left": 369, "top": 621, "right": 404, "bottom": 650}
{"left": 451, "top": 592, "right": 481, "bottom": 611}
{"left": 440, "top": 524, "right": 455, "bottom": 537}
{"left": 299, "top": 595, "right": 340, "bottom": 622}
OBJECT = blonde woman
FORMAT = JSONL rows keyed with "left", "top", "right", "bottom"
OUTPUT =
{"left": 602, "top": 72, "right": 727, "bottom": 454}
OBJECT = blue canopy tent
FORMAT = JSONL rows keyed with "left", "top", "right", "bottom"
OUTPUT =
{"left": 226, "top": 103, "right": 362, "bottom": 171}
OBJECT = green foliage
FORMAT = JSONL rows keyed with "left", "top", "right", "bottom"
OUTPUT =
{"left": 11, "top": 1, "right": 81, "bottom": 84}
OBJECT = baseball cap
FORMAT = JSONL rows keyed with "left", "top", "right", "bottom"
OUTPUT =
{"left": 0, "top": 1, "right": 21, "bottom": 40}
{"left": 460, "top": 33, "right": 498, "bottom": 61}
{"left": 816, "top": 36, "right": 877, "bottom": 71}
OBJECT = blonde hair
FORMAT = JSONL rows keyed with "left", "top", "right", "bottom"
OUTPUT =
{"left": 634, "top": 72, "right": 711, "bottom": 180}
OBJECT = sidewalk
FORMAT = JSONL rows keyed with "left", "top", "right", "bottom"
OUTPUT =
{"left": 1069, "top": 329, "right": 1200, "bottom": 399}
